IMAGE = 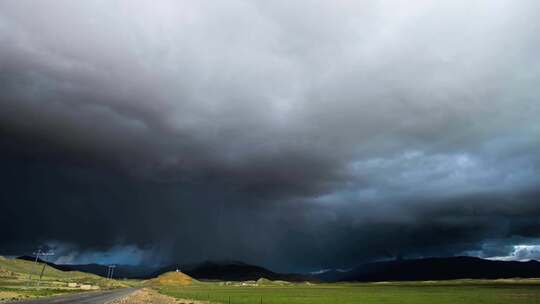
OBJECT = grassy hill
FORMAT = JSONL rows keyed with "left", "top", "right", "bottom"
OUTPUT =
{"left": 0, "top": 256, "right": 128, "bottom": 302}
{"left": 146, "top": 271, "right": 196, "bottom": 287}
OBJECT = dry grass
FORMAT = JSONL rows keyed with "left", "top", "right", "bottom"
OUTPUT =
{"left": 111, "top": 288, "right": 206, "bottom": 304}
{"left": 148, "top": 272, "right": 194, "bottom": 287}
{"left": 0, "top": 291, "right": 20, "bottom": 301}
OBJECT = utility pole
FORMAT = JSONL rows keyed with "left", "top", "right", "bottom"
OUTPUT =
{"left": 36, "top": 251, "right": 54, "bottom": 286}
{"left": 29, "top": 248, "right": 42, "bottom": 280}
{"left": 107, "top": 265, "right": 116, "bottom": 279}
{"left": 110, "top": 265, "right": 116, "bottom": 279}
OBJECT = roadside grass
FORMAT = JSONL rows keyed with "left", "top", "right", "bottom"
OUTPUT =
{"left": 0, "top": 286, "right": 82, "bottom": 302}
{"left": 157, "top": 280, "right": 540, "bottom": 304}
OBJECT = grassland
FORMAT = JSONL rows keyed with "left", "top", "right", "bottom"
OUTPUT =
{"left": 3, "top": 257, "right": 540, "bottom": 304}
{"left": 157, "top": 279, "right": 540, "bottom": 304}
{"left": 0, "top": 256, "right": 129, "bottom": 302}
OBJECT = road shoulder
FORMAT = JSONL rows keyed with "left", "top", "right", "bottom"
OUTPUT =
{"left": 109, "top": 288, "right": 206, "bottom": 304}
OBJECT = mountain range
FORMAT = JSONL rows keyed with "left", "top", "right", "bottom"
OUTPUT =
{"left": 17, "top": 256, "right": 540, "bottom": 282}
{"left": 314, "top": 256, "right": 540, "bottom": 282}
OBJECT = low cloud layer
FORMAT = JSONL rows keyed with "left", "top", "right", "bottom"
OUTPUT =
{"left": 1, "top": 0, "right": 540, "bottom": 271}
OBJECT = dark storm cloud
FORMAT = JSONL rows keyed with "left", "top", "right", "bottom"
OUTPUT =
{"left": 1, "top": 0, "right": 540, "bottom": 271}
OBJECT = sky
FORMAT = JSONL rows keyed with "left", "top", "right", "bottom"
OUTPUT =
{"left": 1, "top": 0, "right": 540, "bottom": 272}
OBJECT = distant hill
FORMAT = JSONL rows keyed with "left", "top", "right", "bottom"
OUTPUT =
{"left": 186, "top": 260, "right": 277, "bottom": 281}
{"left": 155, "top": 260, "right": 313, "bottom": 282}
{"left": 25, "top": 255, "right": 538, "bottom": 283}
{"left": 16, "top": 256, "right": 311, "bottom": 282}
{"left": 312, "top": 269, "right": 350, "bottom": 282}
{"left": 314, "top": 256, "right": 540, "bottom": 282}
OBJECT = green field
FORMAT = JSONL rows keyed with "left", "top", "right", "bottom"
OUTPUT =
{"left": 158, "top": 280, "right": 540, "bottom": 304}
